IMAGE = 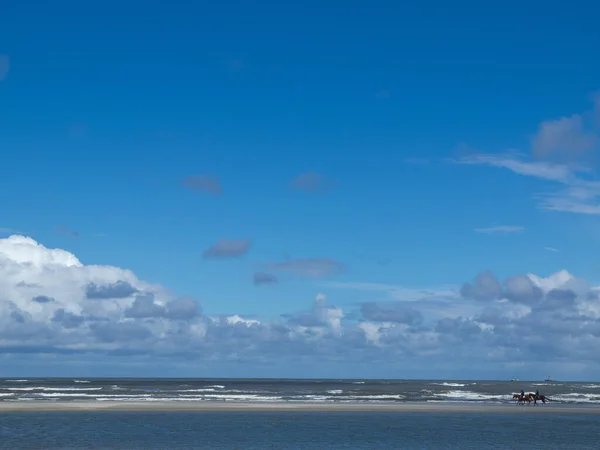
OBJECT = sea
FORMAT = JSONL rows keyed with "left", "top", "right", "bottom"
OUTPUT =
{"left": 1, "top": 378, "right": 599, "bottom": 449}
{"left": 1, "top": 377, "right": 599, "bottom": 404}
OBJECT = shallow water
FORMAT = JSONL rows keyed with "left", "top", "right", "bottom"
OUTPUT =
{"left": 0, "top": 411, "right": 598, "bottom": 449}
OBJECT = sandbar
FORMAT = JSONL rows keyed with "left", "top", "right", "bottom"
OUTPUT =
{"left": 0, "top": 401, "right": 598, "bottom": 414}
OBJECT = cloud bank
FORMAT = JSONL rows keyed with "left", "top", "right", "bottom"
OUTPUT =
{"left": 2, "top": 235, "right": 600, "bottom": 378}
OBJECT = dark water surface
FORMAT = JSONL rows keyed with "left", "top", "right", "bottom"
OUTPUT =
{"left": 0, "top": 411, "right": 599, "bottom": 449}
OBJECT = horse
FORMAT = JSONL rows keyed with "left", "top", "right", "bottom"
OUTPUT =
{"left": 513, "top": 393, "right": 533, "bottom": 405}
{"left": 533, "top": 394, "right": 548, "bottom": 405}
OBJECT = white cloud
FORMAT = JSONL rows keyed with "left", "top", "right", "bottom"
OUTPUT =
{"left": 3, "top": 234, "right": 600, "bottom": 377}
{"left": 474, "top": 226, "right": 524, "bottom": 235}
{"left": 0, "top": 235, "right": 348, "bottom": 362}
{"left": 457, "top": 153, "right": 574, "bottom": 182}
{"left": 456, "top": 91, "right": 600, "bottom": 215}
{"left": 544, "top": 246, "right": 559, "bottom": 253}
{"left": 457, "top": 153, "right": 600, "bottom": 214}
{"left": 225, "top": 315, "right": 260, "bottom": 326}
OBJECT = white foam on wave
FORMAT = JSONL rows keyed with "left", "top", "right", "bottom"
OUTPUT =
{"left": 436, "top": 390, "right": 511, "bottom": 402}
{"left": 291, "top": 393, "right": 404, "bottom": 402}
{"left": 73, "top": 380, "right": 90, "bottom": 383}
{"left": 177, "top": 388, "right": 220, "bottom": 393}
{"left": 580, "top": 384, "right": 600, "bottom": 389}
{"left": 27, "top": 393, "right": 101, "bottom": 398}
{"left": 435, "top": 382, "right": 466, "bottom": 387}
{"left": 206, "top": 385, "right": 226, "bottom": 389}
{"left": 200, "top": 394, "right": 283, "bottom": 401}
{"left": 95, "top": 394, "right": 283, "bottom": 402}
{"left": 6, "top": 380, "right": 28, "bottom": 383}
{"left": 88, "top": 394, "right": 155, "bottom": 400}
{"left": 298, "top": 395, "right": 329, "bottom": 402}
{"left": 550, "top": 393, "right": 600, "bottom": 403}
{"left": 6, "top": 387, "right": 102, "bottom": 392}
{"left": 327, "top": 390, "right": 343, "bottom": 394}
{"left": 343, "top": 394, "right": 405, "bottom": 400}
{"left": 352, "top": 381, "right": 365, "bottom": 385}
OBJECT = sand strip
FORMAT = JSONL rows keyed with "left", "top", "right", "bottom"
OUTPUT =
{"left": 0, "top": 401, "right": 598, "bottom": 414}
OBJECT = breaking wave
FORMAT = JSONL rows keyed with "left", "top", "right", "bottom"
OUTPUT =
{"left": 1, "top": 379, "right": 599, "bottom": 405}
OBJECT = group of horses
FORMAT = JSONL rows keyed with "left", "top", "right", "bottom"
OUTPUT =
{"left": 512, "top": 393, "right": 548, "bottom": 406}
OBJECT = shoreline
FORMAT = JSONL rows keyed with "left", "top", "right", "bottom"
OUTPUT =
{"left": 0, "top": 401, "right": 598, "bottom": 414}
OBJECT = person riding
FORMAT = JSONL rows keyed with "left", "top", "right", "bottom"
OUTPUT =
{"left": 535, "top": 390, "right": 540, "bottom": 399}
{"left": 521, "top": 389, "right": 525, "bottom": 398}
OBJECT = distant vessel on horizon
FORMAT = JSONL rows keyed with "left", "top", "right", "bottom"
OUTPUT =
{"left": 510, "top": 378, "right": 519, "bottom": 382}
{"left": 544, "top": 376, "right": 552, "bottom": 382}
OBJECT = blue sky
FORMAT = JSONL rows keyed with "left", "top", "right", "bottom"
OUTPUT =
{"left": 1, "top": 0, "right": 600, "bottom": 379}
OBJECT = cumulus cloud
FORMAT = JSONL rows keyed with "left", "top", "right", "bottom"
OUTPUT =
{"left": 124, "top": 294, "right": 199, "bottom": 320}
{"left": 460, "top": 271, "right": 502, "bottom": 302}
{"left": 32, "top": 295, "right": 55, "bottom": 303}
{"left": 181, "top": 175, "right": 223, "bottom": 195}
{"left": 0, "top": 235, "right": 348, "bottom": 364}
{"left": 86, "top": 281, "right": 138, "bottom": 299}
{"left": 461, "top": 271, "right": 548, "bottom": 306}
{"left": 283, "top": 293, "right": 344, "bottom": 336}
{"left": 532, "top": 114, "right": 597, "bottom": 160}
{"left": 360, "top": 302, "right": 423, "bottom": 325}
{"left": 0, "top": 54, "right": 9, "bottom": 81}
{"left": 203, "top": 238, "right": 251, "bottom": 259}
{"left": 4, "top": 234, "right": 600, "bottom": 377}
{"left": 503, "top": 274, "right": 544, "bottom": 305}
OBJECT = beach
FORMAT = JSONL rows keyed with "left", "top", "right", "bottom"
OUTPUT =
{"left": 1, "top": 400, "right": 598, "bottom": 414}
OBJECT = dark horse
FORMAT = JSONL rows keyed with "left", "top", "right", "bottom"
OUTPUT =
{"left": 533, "top": 394, "right": 548, "bottom": 405}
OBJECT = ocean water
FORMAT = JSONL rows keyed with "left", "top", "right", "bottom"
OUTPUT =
{"left": 0, "top": 377, "right": 599, "bottom": 404}
{"left": 1, "top": 411, "right": 599, "bottom": 449}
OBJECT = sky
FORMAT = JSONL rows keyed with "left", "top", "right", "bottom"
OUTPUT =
{"left": 1, "top": 0, "right": 600, "bottom": 380}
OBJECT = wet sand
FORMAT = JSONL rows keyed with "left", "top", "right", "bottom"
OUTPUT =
{"left": 0, "top": 401, "right": 598, "bottom": 414}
